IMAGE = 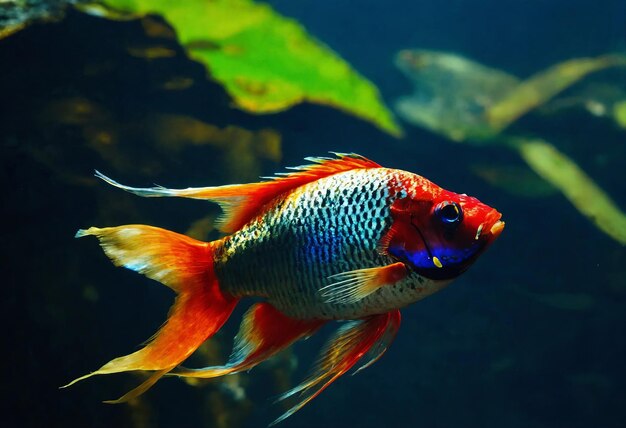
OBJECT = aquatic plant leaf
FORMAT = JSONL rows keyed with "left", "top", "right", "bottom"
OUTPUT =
{"left": 538, "top": 81, "right": 626, "bottom": 123}
{"left": 91, "top": 0, "right": 401, "bottom": 136}
{"left": 395, "top": 50, "right": 626, "bottom": 141}
{"left": 394, "top": 51, "right": 626, "bottom": 244}
{"left": 613, "top": 100, "right": 626, "bottom": 129}
{"left": 487, "top": 55, "right": 626, "bottom": 132}
{"left": 513, "top": 138, "right": 626, "bottom": 245}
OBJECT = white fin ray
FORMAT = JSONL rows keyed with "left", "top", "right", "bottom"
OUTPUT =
{"left": 320, "top": 270, "right": 380, "bottom": 304}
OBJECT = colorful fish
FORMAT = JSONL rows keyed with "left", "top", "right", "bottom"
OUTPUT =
{"left": 65, "top": 153, "right": 504, "bottom": 424}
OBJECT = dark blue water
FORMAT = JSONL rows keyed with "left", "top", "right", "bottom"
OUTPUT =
{"left": 2, "top": 1, "right": 625, "bottom": 427}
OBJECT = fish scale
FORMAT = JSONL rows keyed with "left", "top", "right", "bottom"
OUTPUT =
{"left": 214, "top": 168, "right": 441, "bottom": 320}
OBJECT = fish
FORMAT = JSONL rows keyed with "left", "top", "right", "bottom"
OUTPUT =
{"left": 64, "top": 153, "right": 504, "bottom": 424}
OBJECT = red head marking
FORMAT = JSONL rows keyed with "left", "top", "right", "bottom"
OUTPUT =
{"left": 383, "top": 173, "right": 504, "bottom": 280}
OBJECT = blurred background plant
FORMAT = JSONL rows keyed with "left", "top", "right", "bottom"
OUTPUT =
{"left": 394, "top": 49, "right": 626, "bottom": 244}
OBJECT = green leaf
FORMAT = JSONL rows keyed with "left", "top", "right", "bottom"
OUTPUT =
{"left": 394, "top": 50, "right": 626, "bottom": 246}
{"left": 613, "top": 100, "right": 626, "bottom": 129}
{"left": 394, "top": 50, "right": 626, "bottom": 141}
{"left": 512, "top": 137, "right": 626, "bottom": 246}
{"left": 486, "top": 55, "right": 626, "bottom": 132}
{"left": 91, "top": 0, "right": 402, "bottom": 136}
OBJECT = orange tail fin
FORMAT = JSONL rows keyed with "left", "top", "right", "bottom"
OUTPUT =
{"left": 63, "top": 225, "right": 238, "bottom": 402}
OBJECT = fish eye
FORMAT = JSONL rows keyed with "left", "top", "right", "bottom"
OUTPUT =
{"left": 435, "top": 201, "right": 463, "bottom": 224}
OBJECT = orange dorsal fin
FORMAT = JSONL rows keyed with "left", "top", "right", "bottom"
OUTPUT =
{"left": 95, "top": 153, "right": 381, "bottom": 233}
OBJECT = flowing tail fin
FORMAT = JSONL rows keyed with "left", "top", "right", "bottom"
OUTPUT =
{"left": 63, "top": 225, "right": 238, "bottom": 402}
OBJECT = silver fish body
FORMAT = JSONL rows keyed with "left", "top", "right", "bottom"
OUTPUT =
{"left": 214, "top": 168, "right": 447, "bottom": 320}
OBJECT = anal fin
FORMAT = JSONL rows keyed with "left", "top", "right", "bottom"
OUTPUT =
{"left": 272, "top": 310, "right": 401, "bottom": 425}
{"left": 171, "top": 302, "right": 324, "bottom": 379}
{"left": 320, "top": 262, "right": 407, "bottom": 305}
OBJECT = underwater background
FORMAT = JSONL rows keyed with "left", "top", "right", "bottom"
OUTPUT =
{"left": 2, "top": 0, "right": 625, "bottom": 427}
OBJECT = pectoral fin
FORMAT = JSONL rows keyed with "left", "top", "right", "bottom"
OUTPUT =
{"left": 319, "top": 262, "right": 407, "bottom": 305}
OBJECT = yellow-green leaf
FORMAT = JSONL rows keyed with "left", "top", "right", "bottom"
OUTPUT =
{"left": 512, "top": 137, "right": 626, "bottom": 245}
{"left": 487, "top": 55, "right": 626, "bottom": 132}
{"left": 92, "top": 0, "right": 401, "bottom": 136}
{"left": 613, "top": 100, "right": 626, "bottom": 129}
{"left": 395, "top": 50, "right": 626, "bottom": 141}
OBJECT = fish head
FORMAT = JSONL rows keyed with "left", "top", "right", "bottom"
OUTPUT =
{"left": 386, "top": 181, "right": 504, "bottom": 281}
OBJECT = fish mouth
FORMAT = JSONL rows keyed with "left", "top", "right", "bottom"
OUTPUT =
{"left": 483, "top": 209, "right": 504, "bottom": 241}
{"left": 490, "top": 220, "right": 505, "bottom": 237}
{"left": 476, "top": 208, "right": 504, "bottom": 242}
